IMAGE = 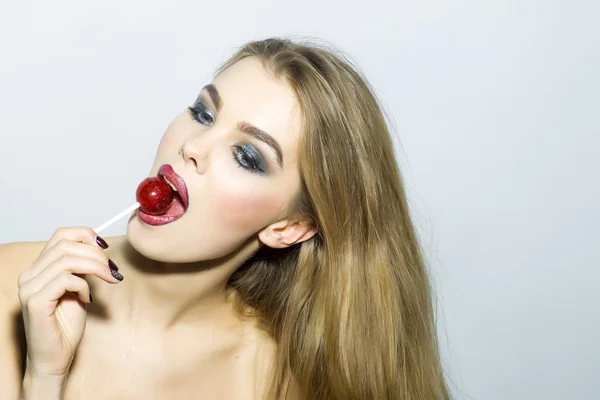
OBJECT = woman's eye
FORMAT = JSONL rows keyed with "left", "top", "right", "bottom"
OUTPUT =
{"left": 187, "top": 103, "right": 214, "bottom": 126}
{"left": 232, "top": 145, "right": 266, "bottom": 175}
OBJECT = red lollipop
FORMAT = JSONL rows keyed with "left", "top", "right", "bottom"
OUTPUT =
{"left": 135, "top": 177, "right": 174, "bottom": 215}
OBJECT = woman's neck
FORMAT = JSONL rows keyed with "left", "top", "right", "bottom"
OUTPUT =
{"left": 88, "top": 235, "right": 259, "bottom": 335}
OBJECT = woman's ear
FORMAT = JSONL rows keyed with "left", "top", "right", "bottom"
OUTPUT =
{"left": 258, "top": 219, "right": 317, "bottom": 249}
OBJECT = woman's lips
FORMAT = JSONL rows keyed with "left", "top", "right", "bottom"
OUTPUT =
{"left": 137, "top": 194, "right": 186, "bottom": 226}
{"left": 158, "top": 164, "right": 189, "bottom": 210}
{"left": 136, "top": 164, "right": 189, "bottom": 227}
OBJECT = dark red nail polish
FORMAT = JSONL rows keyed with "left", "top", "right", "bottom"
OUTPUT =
{"left": 108, "top": 259, "right": 119, "bottom": 271}
{"left": 96, "top": 236, "right": 109, "bottom": 249}
{"left": 108, "top": 259, "right": 124, "bottom": 281}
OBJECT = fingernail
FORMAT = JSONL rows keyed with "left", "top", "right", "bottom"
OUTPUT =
{"left": 108, "top": 259, "right": 124, "bottom": 281}
{"left": 89, "top": 292, "right": 94, "bottom": 303}
{"left": 108, "top": 259, "right": 119, "bottom": 271}
{"left": 96, "top": 236, "right": 109, "bottom": 249}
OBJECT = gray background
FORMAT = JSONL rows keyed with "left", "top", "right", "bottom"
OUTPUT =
{"left": 1, "top": 1, "right": 598, "bottom": 399}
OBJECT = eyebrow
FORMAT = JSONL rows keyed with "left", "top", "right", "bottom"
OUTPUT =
{"left": 204, "top": 84, "right": 222, "bottom": 112}
{"left": 201, "top": 84, "right": 284, "bottom": 170}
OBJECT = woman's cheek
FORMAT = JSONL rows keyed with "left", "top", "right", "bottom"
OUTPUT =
{"left": 212, "top": 183, "right": 285, "bottom": 233}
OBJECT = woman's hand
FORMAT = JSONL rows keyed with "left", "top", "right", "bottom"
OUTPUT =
{"left": 17, "top": 227, "right": 124, "bottom": 382}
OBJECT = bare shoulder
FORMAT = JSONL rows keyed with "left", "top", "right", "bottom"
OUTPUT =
{"left": 0, "top": 240, "right": 46, "bottom": 284}
{"left": 0, "top": 241, "right": 46, "bottom": 399}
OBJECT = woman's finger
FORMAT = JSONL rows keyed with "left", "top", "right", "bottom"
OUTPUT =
{"left": 19, "top": 239, "right": 110, "bottom": 286}
{"left": 42, "top": 226, "right": 101, "bottom": 253}
{"left": 18, "top": 255, "right": 121, "bottom": 306}
{"left": 25, "top": 272, "right": 92, "bottom": 318}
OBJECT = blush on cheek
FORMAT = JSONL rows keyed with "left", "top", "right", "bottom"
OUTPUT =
{"left": 215, "top": 190, "right": 284, "bottom": 233}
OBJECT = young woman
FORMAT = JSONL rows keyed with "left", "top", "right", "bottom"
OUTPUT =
{"left": 1, "top": 38, "right": 451, "bottom": 399}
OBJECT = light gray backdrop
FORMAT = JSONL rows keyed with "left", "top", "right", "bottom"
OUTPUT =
{"left": 1, "top": 1, "right": 598, "bottom": 399}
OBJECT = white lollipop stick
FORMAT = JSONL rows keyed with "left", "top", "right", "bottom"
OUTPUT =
{"left": 94, "top": 202, "right": 140, "bottom": 234}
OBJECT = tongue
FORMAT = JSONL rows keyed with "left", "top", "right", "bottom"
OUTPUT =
{"left": 162, "top": 192, "right": 185, "bottom": 217}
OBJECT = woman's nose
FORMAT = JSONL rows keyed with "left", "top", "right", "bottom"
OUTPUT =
{"left": 180, "top": 135, "right": 210, "bottom": 173}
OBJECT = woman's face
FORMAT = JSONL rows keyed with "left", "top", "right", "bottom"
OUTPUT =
{"left": 127, "top": 56, "right": 304, "bottom": 263}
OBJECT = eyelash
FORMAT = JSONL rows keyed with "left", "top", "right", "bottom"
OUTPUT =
{"left": 232, "top": 145, "right": 265, "bottom": 174}
{"left": 187, "top": 104, "right": 265, "bottom": 175}
{"left": 187, "top": 104, "right": 214, "bottom": 126}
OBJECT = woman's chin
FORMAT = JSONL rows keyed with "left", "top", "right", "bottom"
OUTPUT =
{"left": 125, "top": 215, "right": 209, "bottom": 264}
{"left": 125, "top": 215, "right": 175, "bottom": 262}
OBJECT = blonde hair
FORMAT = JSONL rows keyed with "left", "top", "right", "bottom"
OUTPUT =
{"left": 223, "top": 38, "right": 450, "bottom": 399}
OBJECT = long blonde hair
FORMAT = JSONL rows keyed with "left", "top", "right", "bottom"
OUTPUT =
{"left": 223, "top": 38, "right": 450, "bottom": 400}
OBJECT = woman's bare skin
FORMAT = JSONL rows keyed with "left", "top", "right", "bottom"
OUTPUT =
{"left": 2, "top": 237, "right": 277, "bottom": 399}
